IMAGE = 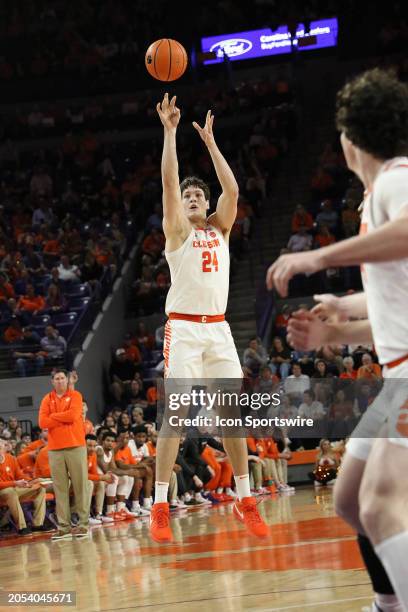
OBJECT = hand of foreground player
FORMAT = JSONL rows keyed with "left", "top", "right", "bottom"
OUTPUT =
{"left": 311, "top": 294, "right": 349, "bottom": 322}
{"left": 266, "top": 251, "right": 323, "bottom": 296}
{"left": 192, "top": 110, "right": 215, "bottom": 148}
{"left": 156, "top": 93, "right": 181, "bottom": 131}
{"left": 286, "top": 310, "right": 330, "bottom": 351}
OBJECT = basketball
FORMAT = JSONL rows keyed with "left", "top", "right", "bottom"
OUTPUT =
{"left": 145, "top": 39, "right": 188, "bottom": 81}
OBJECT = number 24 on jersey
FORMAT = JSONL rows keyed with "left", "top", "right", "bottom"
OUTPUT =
{"left": 202, "top": 250, "right": 219, "bottom": 272}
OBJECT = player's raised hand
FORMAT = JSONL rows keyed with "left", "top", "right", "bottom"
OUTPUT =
{"left": 266, "top": 251, "right": 322, "bottom": 296}
{"left": 193, "top": 110, "right": 215, "bottom": 147}
{"left": 286, "top": 310, "right": 329, "bottom": 351}
{"left": 311, "top": 294, "right": 349, "bottom": 322}
{"left": 156, "top": 93, "right": 181, "bottom": 131}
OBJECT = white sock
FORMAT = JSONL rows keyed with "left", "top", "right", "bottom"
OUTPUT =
{"left": 155, "top": 482, "right": 169, "bottom": 504}
{"left": 375, "top": 593, "right": 404, "bottom": 611}
{"left": 234, "top": 474, "right": 251, "bottom": 501}
{"left": 184, "top": 493, "right": 192, "bottom": 502}
{"left": 116, "top": 501, "right": 125, "bottom": 511}
{"left": 217, "top": 487, "right": 223, "bottom": 494}
{"left": 143, "top": 497, "right": 152, "bottom": 509}
{"left": 375, "top": 531, "right": 408, "bottom": 611}
{"left": 106, "top": 505, "right": 115, "bottom": 514}
{"left": 131, "top": 500, "right": 140, "bottom": 511}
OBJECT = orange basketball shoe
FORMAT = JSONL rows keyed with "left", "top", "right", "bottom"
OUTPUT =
{"left": 149, "top": 502, "right": 173, "bottom": 543}
{"left": 233, "top": 496, "right": 270, "bottom": 538}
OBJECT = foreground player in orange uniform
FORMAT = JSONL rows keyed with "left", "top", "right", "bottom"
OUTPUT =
{"left": 267, "top": 69, "right": 408, "bottom": 612}
{"left": 149, "top": 93, "right": 269, "bottom": 543}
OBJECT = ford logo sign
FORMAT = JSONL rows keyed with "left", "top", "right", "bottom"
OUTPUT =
{"left": 209, "top": 38, "right": 253, "bottom": 59}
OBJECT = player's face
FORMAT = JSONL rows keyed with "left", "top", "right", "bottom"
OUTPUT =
{"left": 182, "top": 187, "right": 209, "bottom": 221}
{"left": 87, "top": 439, "right": 96, "bottom": 454}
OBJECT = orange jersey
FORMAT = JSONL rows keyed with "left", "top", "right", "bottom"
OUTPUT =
{"left": 0, "top": 453, "right": 25, "bottom": 489}
{"left": 17, "top": 452, "right": 35, "bottom": 477}
{"left": 114, "top": 446, "right": 136, "bottom": 466}
{"left": 146, "top": 441, "right": 156, "bottom": 457}
{"left": 34, "top": 446, "right": 51, "bottom": 478}
{"left": 247, "top": 437, "right": 265, "bottom": 457}
{"left": 263, "top": 438, "right": 279, "bottom": 459}
{"left": 87, "top": 452, "right": 101, "bottom": 481}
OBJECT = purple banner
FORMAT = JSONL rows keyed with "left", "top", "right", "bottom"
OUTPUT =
{"left": 201, "top": 18, "right": 338, "bottom": 64}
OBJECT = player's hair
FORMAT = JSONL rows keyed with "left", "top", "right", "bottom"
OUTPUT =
{"left": 336, "top": 68, "right": 408, "bottom": 159}
{"left": 51, "top": 368, "right": 68, "bottom": 378}
{"left": 180, "top": 176, "right": 210, "bottom": 201}
{"left": 102, "top": 431, "right": 117, "bottom": 441}
{"left": 132, "top": 425, "right": 148, "bottom": 435}
{"left": 85, "top": 434, "right": 97, "bottom": 441}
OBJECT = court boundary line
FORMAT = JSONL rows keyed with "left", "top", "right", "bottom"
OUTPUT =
{"left": 98, "top": 581, "right": 372, "bottom": 611}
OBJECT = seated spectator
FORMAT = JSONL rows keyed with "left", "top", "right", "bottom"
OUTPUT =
{"left": 278, "top": 395, "right": 298, "bottom": 419}
{"left": 291, "top": 205, "right": 314, "bottom": 233}
{"left": 109, "top": 349, "right": 138, "bottom": 404}
{"left": 314, "top": 224, "right": 336, "bottom": 248}
{"left": 80, "top": 251, "right": 104, "bottom": 292}
{"left": 310, "top": 167, "right": 334, "bottom": 199}
{"left": 298, "top": 390, "right": 326, "bottom": 420}
{"left": 291, "top": 348, "right": 315, "bottom": 376}
{"left": 312, "top": 359, "right": 333, "bottom": 404}
{"left": 123, "top": 334, "right": 142, "bottom": 365}
{"left": 254, "top": 366, "right": 279, "bottom": 395}
{"left": 132, "top": 322, "right": 155, "bottom": 360}
{"left": 82, "top": 401, "right": 95, "bottom": 435}
{"left": 102, "top": 414, "right": 117, "bottom": 432}
{"left": 16, "top": 283, "right": 46, "bottom": 315}
{"left": 0, "top": 272, "right": 15, "bottom": 305}
{"left": 4, "top": 316, "right": 24, "bottom": 344}
{"left": 23, "top": 244, "right": 46, "bottom": 278}
{"left": 287, "top": 226, "right": 313, "bottom": 253}
{"left": 315, "top": 346, "right": 344, "bottom": 375}
{"left": 357, "top": 383, "right": 376, "bottom": 414}
{"left": 146, "top": 203, "right": 163, "bottom": 231}
{"left": 357, "top": 353, "right": 382, "bottom": 380}
{"left": 40, "top": 325, "right": 67, "bottom": 360}
{"left": 13, "top": 326, "right": 45, "bottom": 377}
{"left": 117, "top": 412, "right": 132, "bottom": 433}
{"left": 269, "top": 336, "right": 291, "bottom": 380}
{"left": 243, "top": 337, "right": 268, "bottom": 376}
{"left": 5, "top": 417, "right": 19, "bottom": 438}
{"left": 85, "top": 434, "right": 114, "bottom": 525}
{"left": 275, "top": 304, "right": 291, "bottom": 337}
{"left": 57, "top": 255, "right": 81, "bottom": 283}
{"left": 142, "top": 228, "right": 165, "bottom": 261}
{"left": 246, "top": 437, "right": 269, "bottom": 495}
{"left": 340, "top": 356, "right": 357, "bottom": 379}
{"left": 201, "top": 442, "right": 234, "bottom": 501}
{"left": 126, "top": 380, "right": 148, "bottom": 412}
{"left": 179, "top": 435, "right": 213, "bottom": 505}
{"left": 315, "top": 200, "right": 338, "bottom": 231}
{"left": 342, "top": 199, "right": 360, "bottom": 238}
{"left": 42, "top": 231, "right": 61, "bottom": 259}
{"left": 0, "top": 437, "right": 53, "bottom": 536}
{"left": 43, "top": 283, "right": 67, "bottom": 314}
{"left": 31, "top": 198, "right": 54, "bottom": 226}
{"left": 284, "top": 363, "right": 311, "bottom": 405}
{"left": 329, "top": 389, "right": 356, "bottom": 420}
{"left": 131, "top": 406, "right": 146, "bottom": 427}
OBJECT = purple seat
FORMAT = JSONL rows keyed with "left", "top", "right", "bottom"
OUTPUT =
{"left": 68, "top": 296, "right": 91, "bottom": 312}
{"left": 64, "top": 283, "right": 90, "bottom": 298}
{"left": 52, "top": 312, "right": 78, "bottom": 326}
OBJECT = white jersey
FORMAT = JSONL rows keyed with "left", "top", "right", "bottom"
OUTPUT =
{"left": 96, "top": 445, "right": 112, "bottom": 475}
{"left": 165, "top": 224, "right": 230, "bottom": 315}
{"left": 360, "top": 157, "right": 408, "bottom": 364}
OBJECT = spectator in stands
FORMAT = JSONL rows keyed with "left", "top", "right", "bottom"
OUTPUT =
{"left": 6, "top": 417, "right": 19, "bottom": 438}
{"left": 4, "top": 316, "right": 24, "bottom": 344}
{"left": 57, "top": 255, "right": 81, "bottom": 283}
{"left": 123, "top": 334, "right": 142, "bottom": 366}
{"left": 0, "top": 272, "right": 15, "bottom": 305}
{"left": 133, "top": 322, "right": 155, "bottom": 359}
{"left": 31, "top": 197, "right": 53, "bottom": 226}
{"left": 315, "top": 200, "right": 338, "bottom": 232}
{"left": 341, "top": 199, "right": 360, "bottom": 238}
{"left": 269, "top": 336, "right": 291, "bottom": 379}
{"left": 291, "top": 205, "right": 314, "bottom": 233}
{"left": 142, "top": 228, "right": 165, "bottom": 261}
{"left": 43, "top": 284, "right": 67, "bottom": 314}
{"left": 357, "top": 353, "right": 382, "bottom": 380}
{"left": 126, "top": 380, "right": 148, "bottom": 412}
{"left": 38, "top": 369, "right": 89, "bottom": 540}
{"left": 243, "top": 337, "right": 268, "bottom": 376}
{"left": 102, "top": 414, "right": 117, "bottom": 432}
{"left": 131, "top": 406, "right": 146, "bottom": 427}
{"left": 287, "top": 226, "right": 312, "bottom": 252}
{"left": 109, "top": 348, "right": 138, "bottom": 404}
{"left": 291, "top": 348, "right": 315, "bottom": 376}
{"left": 13, "top": 326, "right": 45, "bottom": 377}
{"left": 314, "top": 224, "right": 336, "bottom": 248}
{"left": 274, "top": 304, "right": 291, "bottom": 337}
{"left": 40, "top": 325, "right": 67, "bottom": 360}
{"left": 278, "top": 394, "right": 298, "bottom": 419}
{"left": 254, "top": 366, "right": 279, "bottom": 395}
{"left": 340, "top": 356, "right": 357, "bottom": 379}
{"left": 146, "top": 203, "right": 163, "bottom": 231}
{"left": 118, "top": 412, "right": 132, "bottom": 433}
{"left": 82, "top": 402, "right": 95, "bottom": 435}
{"left": 80, "top": 251, "right": 104, "bottom": 294}
{"left": 85, "top": 434, "right": 114, "bottom": 525}
{"left": 284, "top": 363, "right": 311, "bottom": 405}
{"left": 16, "top": 283, "right": 45, "bottom": 315}
{"left": 0, "top": 438, "right": 53, "bottom": 536}
{"left": 298, "top": 390, "right": 326, "bottom": 420}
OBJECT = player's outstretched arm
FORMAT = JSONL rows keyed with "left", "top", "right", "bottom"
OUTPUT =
{"left": 193, "top": 110, "right": 238, "bottom": 233}
{"left": 312, "top": 292, "right": 368, "bottom": 321}
{"left": 157, "top": 93, "right": 186, "bottom": 234}
{"left": 286, "top": 310, "right": 373, "bottom": 351}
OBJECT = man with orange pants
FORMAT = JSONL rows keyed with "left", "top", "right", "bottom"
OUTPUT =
{"left": 201, "top": 443, "right": 235, "bottom": 501}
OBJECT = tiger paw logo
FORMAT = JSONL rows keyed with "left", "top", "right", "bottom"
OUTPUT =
{"left": 396, "top": 398, "right": 408, "bottom": 438}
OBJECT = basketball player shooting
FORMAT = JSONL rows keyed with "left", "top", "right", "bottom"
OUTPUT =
{"left": 149, "top": 93, "right": 269, "bottom": 543}
{"left": 266, "top": 70, "right": 408, "bottom": 612}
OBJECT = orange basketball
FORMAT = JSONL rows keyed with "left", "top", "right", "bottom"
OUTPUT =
{"left": 145, "top": 39, "right": 188, "bottom": 82}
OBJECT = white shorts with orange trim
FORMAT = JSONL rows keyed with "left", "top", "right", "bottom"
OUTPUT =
{"left": 347, "top": 360, "right": 408, "bottom": 461}
{"left": 163, "top": 318, "right": 242, "bottom": 379}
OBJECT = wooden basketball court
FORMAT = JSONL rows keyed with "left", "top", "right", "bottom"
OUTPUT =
{"left": 0, "top": 487, "right": 372, "bottom": 611}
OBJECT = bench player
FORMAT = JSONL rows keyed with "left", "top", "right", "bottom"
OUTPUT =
{"left": 149, "top": 93, "right": 269, "bottom": 543}
{"left": 267, "top": 69, "right": 408, "bottom": 612}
